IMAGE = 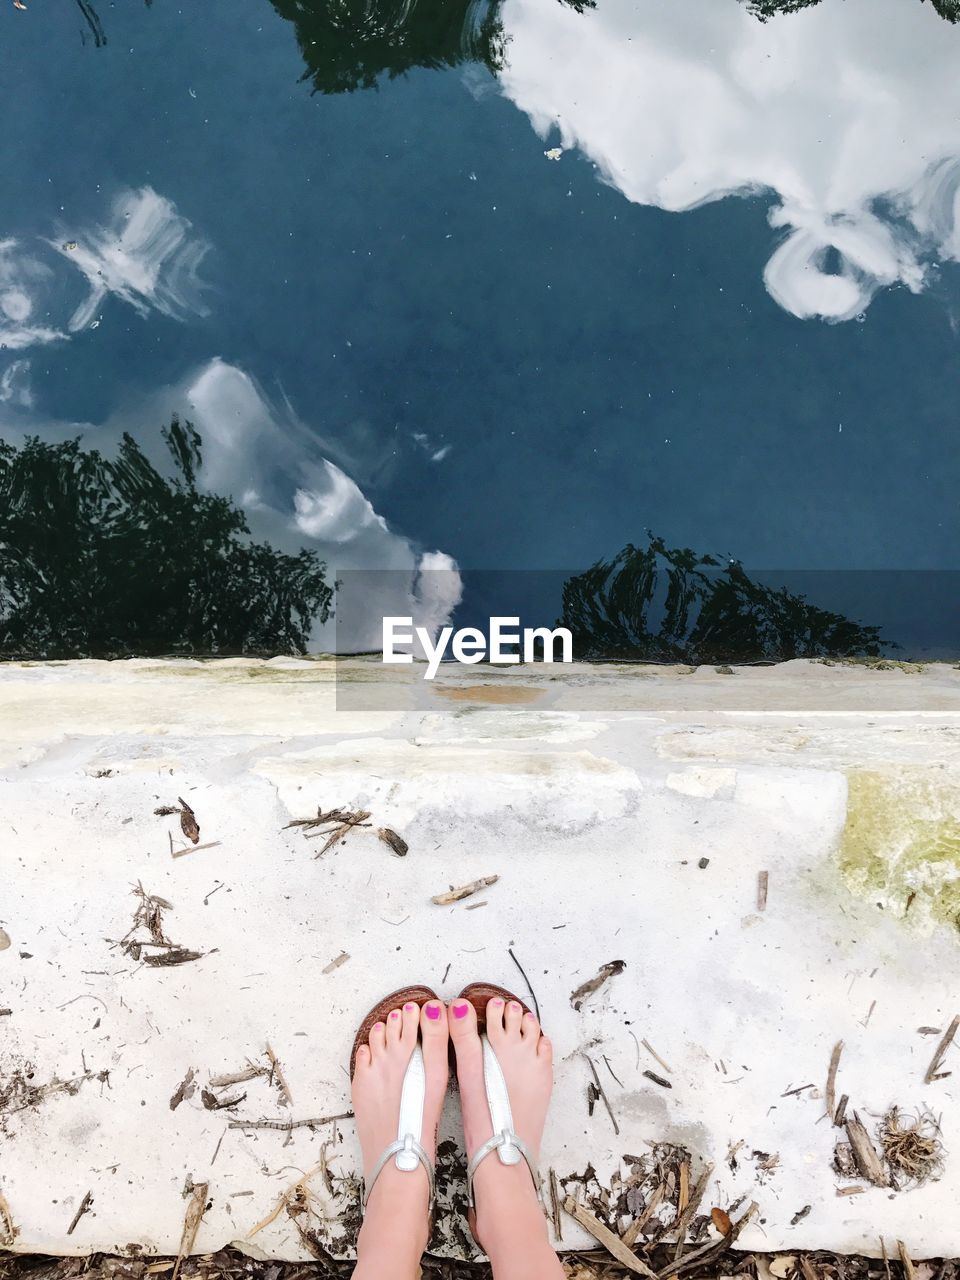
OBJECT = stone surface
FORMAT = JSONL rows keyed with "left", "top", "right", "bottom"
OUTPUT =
{"left": 1, "top": 659, "right": 959, "bottom": 1260}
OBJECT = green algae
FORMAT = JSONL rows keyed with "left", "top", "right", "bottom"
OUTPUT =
{"left": 838, "top": 770, "right": 960, "bottom": 933}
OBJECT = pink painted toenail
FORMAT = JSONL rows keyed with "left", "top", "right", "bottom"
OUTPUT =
{"left": 390, "top": 1011, "right": 399, "bottom": 1019}
{"left": 525, "top": 1012, "right": 536, "bottom": 1019}
{"left": 404, "top": 1002, "right": 416, "bottom": 1011}
{"left": 453, "top": 1001, "right": 470, "bottom": 1019}
{"left": 491, "top": 998, "right": 503, "bottom": 1006}
{"left": 425, "top": 1003, "right": 442, "bottom": 1020}
{"left": 372, "top": 1022, "right": 384, "bottom": 1031}
{"left": 510, "top": 1002, "right": 521, "bottom": 1010}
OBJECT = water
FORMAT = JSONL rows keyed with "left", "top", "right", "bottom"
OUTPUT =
{"left": 3, "top": 0, "right": 960, "bottom": 657}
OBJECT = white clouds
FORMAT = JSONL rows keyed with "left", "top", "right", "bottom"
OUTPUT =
{"left": 50, "top": 186, "right": 209, "bottom": 331}
{"left": 498, "top": 0, "right": 960, "bottom": 321}
{"left": 0, "top": 240, "right": 66, "bottom": 350}
{"left": 0, "top": 359, "right": 34, "bottom": 408}
{"left": 293, "top": 463, "right": 389, "bottom": 544}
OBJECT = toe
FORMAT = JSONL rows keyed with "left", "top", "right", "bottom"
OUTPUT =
{"left": 520, "top": 1010, "right": 540, "bottom": 1043}
{"left": 385, "top": 1007, "right": 403, "bottom": 1045}
{"left": 504, "top": 999, "right": 523, "bottom": 1036}
{"left": 420, "top": 999, "right": 446, "bottom": 1040}
{"left": 400, "top": 1000, "right": 420, "bottom": 1041}
{"left": 538, "top": 1034, "right": 553, "bottom": 1063}
{"left": 485, "top": 996, "right": 506, "bottom": 1037}
{"left": 448, "top": 996, "right": 478, "bottom": 1049}
{"left": 354, "top": 1043, "right": 371, "bottom": 1071}
{"left": 368, "top": 1020, "right": 386, "bottom": 1058}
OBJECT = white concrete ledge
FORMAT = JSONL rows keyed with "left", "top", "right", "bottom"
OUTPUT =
{"left": 1, "top": 660, "right": 958, "bottom": 1261}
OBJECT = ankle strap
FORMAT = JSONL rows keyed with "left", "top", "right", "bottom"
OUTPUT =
{"left": 363, "top": 1134, "right": 435, "bottom": 1212}
{"left": 466, "top": 1128, "right": 541, "bottom": 1207}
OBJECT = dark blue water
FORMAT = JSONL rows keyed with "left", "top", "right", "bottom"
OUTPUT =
{"left": 3, "top": 0, "right": 960, "bottom": 656}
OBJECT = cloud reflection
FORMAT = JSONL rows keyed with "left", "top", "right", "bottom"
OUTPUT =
{"left": 499, "top": 0, "right": 960, "bottom": 320}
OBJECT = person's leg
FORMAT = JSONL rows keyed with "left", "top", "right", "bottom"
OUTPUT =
{"left": 351, "top": 999, "right": 448, "bottom": 1280}
{"left": 449, "top": 997, "right": 565, "bottom": 1280}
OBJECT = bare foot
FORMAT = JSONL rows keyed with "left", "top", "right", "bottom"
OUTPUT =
{"left": 449, "top": 995, "right": 562, "bottom": 1276}
{"left": 351, "top": 999, "right": 448, "bottom": 1273}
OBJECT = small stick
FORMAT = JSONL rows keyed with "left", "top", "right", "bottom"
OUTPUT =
{"left": 846, "top": 1113, "right": 888, "bottom": 1186}
{"left": 0, "top": 1190, "right": 15, "bottom": 1247}
{"left": 834, "top": 1093, "right": 849, "bottom": 1127}
{"left": 265, "top": 1042, "right": 293, "bottom": 1108}
{"left": 643, "top": 1069, "right": 672, "bottom": 1089}
{"left": 563, "top": 1198, "right": 659, "bottom": 1278}
{"left": 173, "top": 1182, "right": 208, "bottom": 1280}
{"left": 431, "top": 875, "right": 499, "bottom": 905}
{"left": 322, "top": 951, "right": 350, "bottom": 975}
{"left": 229, "top": 1111, "right": 353, "bottom": 1131}
{"left": 603, "top": 1054, "right": 624, "bottom": 1087}
{"left": 583, "top": 1054, "right": 619, "bottom": 1135}
{"left": 548, "top": 1168, "right": 562, "bottom": 1241}
{"left": 641, "top": 1038, "right": 672, "bottom": 1075}
{"left": 209, "top": 1066, "right": 269, "bottom": 1088}
{"left": 898, "top": 1241, "right": 916, "bottom": 1280}
{"left": 800, "top": 1258, "right": 820, "bottom": 1280}
{"left": 655, "top": 1201, "right": 758, "bottom": 1279}
{"left": 757, "top": 870, "right": 769, "bottom": 911}
{"left": 924, "top": 1014, "right": 959, "bottom": 1084}
{"left": 678, "top": 1161, "right": 690, "bottom": 1213}
{"left": 837, "top": 1186, "right": 865, "bottom": 1196}
{"left": 66, "top": 1191, "right": 93, "bottom": 1237}
{"left": 882, "top": 1239, "right": 892, "bottom": 1280}
{"left": 826, "top": 1040, "right": 844, "bottom": 1117}
{"left": 673, "top": 1162, "right": 715, "bottom": 1261}
{"left": 171, "top": 841, "right": 221, "bottom": 860}
{"left": 508, "top": 946, "right": 541, "bottom": 1021}
{"left": 622, "top": 1181, "right": 664, "bottom": 1247}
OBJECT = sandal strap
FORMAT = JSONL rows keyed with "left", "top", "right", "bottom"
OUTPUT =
{"left": 466, "top": 1128, "right": 541, "bottom": 1207}
{"left": 363, "top": 1134, "right": 435, "bottom": 1211}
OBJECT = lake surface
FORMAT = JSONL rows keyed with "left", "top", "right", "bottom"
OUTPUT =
{"left": 3, "top": 0, "right": 960, "bottom": 657}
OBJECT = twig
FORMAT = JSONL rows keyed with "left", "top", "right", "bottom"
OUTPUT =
{"left": 836, "top": 1186, "right": 865, "bottom": 1196}
{"left": 622, "top": 1181, "right": 664, "bottom": 1248}
{"left": 229, "top": 1111, "right": 353, "bottom": 1131}
{"left": 173, "top": 1182, "right": 208, "bottom": 1280}
{"left": 881, "top": 1238, "right": 892, "bottom": 1280}
{"left": 673, "top": 1162, "right": 715, "bottom": 1260}
{"left": 265, "top": 1042, "right": 293, "bottom": 1108}
{"left": 66, "top": 1191, "right": 93, "bottom": 1236}
{"left": 826, "top": 1040, "right": 844, "bottom": 1117}
{"left": 548, "top": 1168, "right": 562, "bottom": 1241}
{"left": 757, "top": 870, "right": 769, "bottom": 911}
{"left": 431, "top": 875, "right": 499, "bottom": 905}
{"left": 322, "top": 951, "right": 350, "bottom": 975}
{"left": 898, "top": 1240, "right": 917, "bottom": 1280}
{"left": 171, "top": 841, "right": 221, "bottom": 860}
{"left": 563, "top": 1197, "right": 658, "bottom": 1278}
{"left": 655, "top": 1201, "right": 758, "bottom": 1279}
{"left": 641, "top": 1038, "right": 673, "bottom": 1075}
{"left": 924, "top": 1015, "right": 959, "bottom": 1084}
{"left": 629, "top": 1029, "right": 641, "bottom": 1069}
{"left": 570, "top": 960, "right": 626, "bottom": 1011}
{"left": 208, "top": 1066, "right": 269, "bottom": 1088}
{"left": 834, "top": 1093, "right": 849, "bottom": 1127}
{"left": 846, "top": 1113, "right": 889, "bottom": 1186}
{"left": 583, "top": 1054, "right": 619, "bottom": 1135}
{"left": 603, "top": 1054, "right": 624, "bottom": 1087}
{"left": 509, "top": 947, "right": 541, "bottom": 1020}
{"left": 0, "top": 1191, "right": 16, "bottom": 1247}
{"left": 643, "top": 1069, "right": 672, "bottom": 1089}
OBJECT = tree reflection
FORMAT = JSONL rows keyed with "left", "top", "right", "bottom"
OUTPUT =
{"left": 268, "top": 0, "right": 593, "bottom": 95}
{"left": 559, "top": 538, "right": 886, "bottom": 663}
{"left": 0, "top": 420, "right": 333, "bottom": 659}
{"left": 746, "top": 0, "right": 958, "bottom": 20}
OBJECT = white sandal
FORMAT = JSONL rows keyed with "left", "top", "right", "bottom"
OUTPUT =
{"left": 350, "top": 986, "right": 439, "bottom": 1214}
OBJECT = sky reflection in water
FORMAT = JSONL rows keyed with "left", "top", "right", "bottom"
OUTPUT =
{"left": 2, "top": 0, "right": 960, "bottom": 653}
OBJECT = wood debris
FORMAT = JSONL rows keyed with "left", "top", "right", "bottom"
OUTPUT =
{"left": 0, "top": 1190, "right": 15, "bottom": 1246}
{"left": 201, "top": 1088, "right": 246, "bottom": 1111}
{"left": 898, "top": 1241, "right": 917, "bottom": 1280}
{"left": 825, "top": 1040, "right": 843, "bottom": 1118}
{"left": 431, "top": 875, "right": 499, "bottom": 905}
{"left": 641, "top": 1039, "right": 672, "bottom": 1075}
{"left": 377, "top": 827, "right": 408, "bottom": 856}
{"left": 757, "top": 870, "right": 769, "bottom": 910}
{"left": 657, "top": 1200, "right": 759, "bottom": 1279}
{"left": 143, "top": 948, "right": 203, "bottom": 967}
{"left": 173, "top": 1182, "right": 208, "bottom": 1280}
{"left": 171, "top": 840, "right": 221, "bottom": 860}
{"left": 228, "top": 1110, "right": 353, "bottom": 1131}
{"left": 548, "top": 1168, "right": 563, "bottom": 1241}
{"left": 845, "top": 1113, "right": 889, "bottom": 1187}
{"left": 923, "top": 1013, "right": 958, "bottom": 1083}
{"left": 562, "top": 1197, "right": 659, "bottom": 1278}
{"left": 66, "top": 1191, "right": 93, "bottom": 1236}
{"left": 178, "top": 798, "right": 200, "bottom": 845}
{"left": 710, "top": 1207, "right": 732, "bottom": 1236}
{"left": 169, "top": 1068, "right": 197, "bottom": 1111}
{"left": 790, "top": 1205, "right": 812, "bottom": 1227}
{"left": 879, "top": 1106, "right": 944, "bottom": 1185}
{"left": 265, "top": 1042, "right": 294, "bottom": 1108}
{"left": 208, "top": 1066, "right": 269, "bottom": 1088}
{"left": 322, "top": 951, "right": 350, "bottom": 975}
{"left": 570, "top": 960, "right": 627, "bottom": 1011}
{"left": 583, "top": 1054, "right": 619, "bottom": 1135}
{"left": 643, "top": 1069, "right": 672, "bottom": 1089}
{"left": 836, "top": 1185, "right": 865, "bottom": 1196}
{"left": 672, "top": 1162, "right": 714, "bottom": 1260}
